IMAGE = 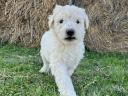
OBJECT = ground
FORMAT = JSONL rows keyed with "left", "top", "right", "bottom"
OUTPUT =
{"left": 0, "top": 44, "right": 128, "bottom": 96}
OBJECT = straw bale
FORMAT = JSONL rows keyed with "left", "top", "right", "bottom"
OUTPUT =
{"left": 84, "top": 0, "right": 128, "bottom": 52}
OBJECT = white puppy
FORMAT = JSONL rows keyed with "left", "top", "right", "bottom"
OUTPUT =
{"left": 39, "top": 5, "right": 89, "bottom": 96}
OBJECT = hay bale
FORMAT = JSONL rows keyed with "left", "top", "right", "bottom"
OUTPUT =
{"left": 0, "top": 0, "right": 128, "bottom": 52}
{"left": 0, "top": 0, "right": 10, "bottom": 42}
{"left": 2, "top": 0, "right": 57, "bottom": 47}
{"left": 84, "top": 0, "right": 128, "bottom": 52}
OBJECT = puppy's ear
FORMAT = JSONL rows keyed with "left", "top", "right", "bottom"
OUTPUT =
{"left": 84, "top": 13, "right": 89, "bottom": 30}
{"left": 48, "top": 15, "right": 54, "bottom": 28}
{"left": 81, "top": 9, "right": 89, "bottom": 29}
{"left": 53, "top": 5, "right": 63, "bottom": 13}
{"left": 48, "top": 5, "right": 63, "bottom": 28}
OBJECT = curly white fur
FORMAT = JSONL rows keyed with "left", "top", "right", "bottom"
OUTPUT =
{"left": 39, "top": 5, "right": 89, "bottom": 96}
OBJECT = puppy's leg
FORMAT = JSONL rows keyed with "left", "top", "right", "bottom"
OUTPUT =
{"left": 39, "top": 55, "right": 49, "bottom": 73}
{"left": 69, "top": 65, "right": 78, "bottom": 76}
{"left": 69, "top": 69, "right": 74, "bottom": 76}
{"left": 50, "top": 63, "right": 76, "bottom": 96}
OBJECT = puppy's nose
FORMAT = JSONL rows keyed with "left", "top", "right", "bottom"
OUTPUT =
{"left": 66, "top": 29, "right": 74, "bottom": 36}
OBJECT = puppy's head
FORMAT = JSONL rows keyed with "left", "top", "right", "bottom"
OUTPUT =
{"left": 48, "top": 5, "right": 89, "bottom": 44}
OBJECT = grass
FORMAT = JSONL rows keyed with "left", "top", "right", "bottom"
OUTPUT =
{"left": 0, "top": 44, "right": 128, "bottom": 96}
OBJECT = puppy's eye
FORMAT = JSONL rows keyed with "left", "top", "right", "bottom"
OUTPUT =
{"left": 59, "top": 19, "right": 63, "bottom": 23}
{"left": 76, "top": 20, "right": 80, "bottom": 24}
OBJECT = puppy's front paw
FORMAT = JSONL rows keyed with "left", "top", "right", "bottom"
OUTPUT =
{"left": 60, "top": 92, "right": 76, "bottom": 96}
{"left": 39, "top": 67, "right": 49, "bottom": 73}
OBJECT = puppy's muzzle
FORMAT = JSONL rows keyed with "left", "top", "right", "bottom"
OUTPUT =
{"left": 65, "top": 29, "right": 76, "bottom": 41}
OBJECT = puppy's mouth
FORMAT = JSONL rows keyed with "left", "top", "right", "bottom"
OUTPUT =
{"left": 65, "top": 37, "right": 76, "bottom": 41}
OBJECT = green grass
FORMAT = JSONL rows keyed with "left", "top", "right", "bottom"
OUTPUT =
{"left": 0, "top": 44, "right": 128, "bottom": 96}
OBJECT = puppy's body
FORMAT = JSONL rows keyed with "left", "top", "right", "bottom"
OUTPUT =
{"left": 40, "top": 29, "right": 84, "bottom": 75}
{"left": 40, "top": 5, "right": 89, "bottom": 96}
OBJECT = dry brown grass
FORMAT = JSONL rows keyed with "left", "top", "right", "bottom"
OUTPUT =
{"left": 0, "top": 0, "right": 128, "bottom": 52}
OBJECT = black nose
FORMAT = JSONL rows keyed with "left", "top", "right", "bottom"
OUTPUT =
{"left": 66, "top": 29, "right": 74, "bottom": 37}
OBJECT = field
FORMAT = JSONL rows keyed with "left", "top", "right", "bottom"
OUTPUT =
{"left": 0, "top": 44, "right": 128, "bottom": 96}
